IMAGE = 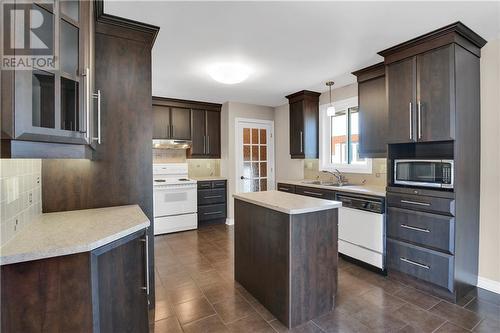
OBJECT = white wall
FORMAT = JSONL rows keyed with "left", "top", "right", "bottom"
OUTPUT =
{"left": 478, "top": 37, "right": 500, "bottom": 289}
{"left": 220, "top": 102, "right": 275, "bottom": 221}
{"left": 274, "top": 103, "right": 304, "bottom": 181}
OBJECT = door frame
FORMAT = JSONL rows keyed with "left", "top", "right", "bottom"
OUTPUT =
{"left": 235, "top": 117, "right": 275, "bottom": 193}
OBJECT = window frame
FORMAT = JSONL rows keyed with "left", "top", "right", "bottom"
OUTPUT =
{"left": 319, "top": 97, "right": 372, "bottom": 174}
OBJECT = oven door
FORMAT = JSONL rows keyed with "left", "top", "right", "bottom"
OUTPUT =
{"left": 394, "top": 160, "right": 453, "bottom": 188}
{"left": 154, "top": 185, "right": 197, "bottom": 217}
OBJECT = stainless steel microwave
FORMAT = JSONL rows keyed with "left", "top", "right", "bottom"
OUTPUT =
{"left": 394, "top": 159, "right": 454, "bottom": 189}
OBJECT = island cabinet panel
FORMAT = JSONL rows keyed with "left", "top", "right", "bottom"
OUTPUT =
{"left": 1, "top": 253, "right": 93, "bottom": 333}
{"left": 234, "top": 199, "right": 338, "bottom": 328}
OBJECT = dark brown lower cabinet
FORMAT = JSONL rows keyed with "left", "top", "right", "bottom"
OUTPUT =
{"left": 1, "top": 230, "right": 149, "bottom": 333}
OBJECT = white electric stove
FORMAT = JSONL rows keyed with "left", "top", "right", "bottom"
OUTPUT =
{"left": 153, "top": 163, "right": 197, "bottom": 235}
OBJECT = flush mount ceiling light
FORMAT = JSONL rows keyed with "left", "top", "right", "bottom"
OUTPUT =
{"left": 207, "top": 62, "right": 252, "bottom": 84}
{"left": 326, "top": 81, "right": 336, "bottom": 116}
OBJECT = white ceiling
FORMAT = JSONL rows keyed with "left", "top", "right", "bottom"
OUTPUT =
{"left": 105, "top": 1, "right": 500, "bottom": 107}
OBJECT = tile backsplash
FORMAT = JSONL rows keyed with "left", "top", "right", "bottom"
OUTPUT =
{"left": 304, "top": 158, "right": 387, "bottom": 187}
{"left": 0, "top": 159, "right": 42, "bottom": 246}
{"left": 152, "top": 149, "right": 221, "bottom": 177}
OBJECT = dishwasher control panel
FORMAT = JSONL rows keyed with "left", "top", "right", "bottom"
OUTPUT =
{"left": 336, "top": 193, "right": 385, "bottom": 214}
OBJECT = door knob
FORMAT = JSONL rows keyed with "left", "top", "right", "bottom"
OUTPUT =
{"left": 240, "top": 176, "right": 247, "bottom": 180}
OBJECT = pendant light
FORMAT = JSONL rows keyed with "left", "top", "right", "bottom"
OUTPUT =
{"left": 326, "top": 81, "right": 335, "bottom": 116}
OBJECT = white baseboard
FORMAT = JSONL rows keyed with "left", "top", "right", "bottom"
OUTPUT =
{"left": 225, "top": 218, "right": 234, "bottom": 225}
{"left": 477, "top": 276, "right": 500, "bottom": 294}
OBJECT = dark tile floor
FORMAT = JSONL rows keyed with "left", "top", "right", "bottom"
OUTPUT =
{"left": 150, "top": 224, "right": 500, "bottom": 333}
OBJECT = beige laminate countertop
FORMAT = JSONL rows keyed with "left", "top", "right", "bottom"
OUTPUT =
{"left": 0, "top": 205, "right": 150, "bottom": 266}
{"left": 233, "top": 190, "right": 342, "bottom": 215}
{"left": 278, "top": 180, "right": 386, "bottom": 197}
{"left": 191, "top": 176, "right": 227, "bottom": 181}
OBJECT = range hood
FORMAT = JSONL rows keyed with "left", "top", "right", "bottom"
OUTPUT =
{"left": 152, "top": 139, "right": 192, "bottom": 149}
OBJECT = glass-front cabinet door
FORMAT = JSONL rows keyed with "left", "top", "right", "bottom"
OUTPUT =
{"left": 11, "top": 0, "right": 93, "bottom": 145}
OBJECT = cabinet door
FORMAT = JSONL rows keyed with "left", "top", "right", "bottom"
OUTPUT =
{"left": 93, "top": 231, "right": 148, "bottom": 333}
{"left": 417, "top": 46, "right": 455, "bottom": 142}
{"left": 170, "top": 107, "right": 191, "bottom": 140}
{"left": 387, "top": 57, "right": 416, "bottom": 143}
{"left": 190, "top": 109, "right": 206, "bottom": 156}
{"left": 152, "top": 105, "right": 170, "bottom": 139}
{"left": 289, "top": 100, "right": 304, "bottom": 158}
{"left": 358, "top": 76, "right": 388, "bottom": 157}
{"left": 206, "top": 110, "right": 221, "bottom": 157}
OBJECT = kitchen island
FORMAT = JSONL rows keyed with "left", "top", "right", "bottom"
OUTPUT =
{"left": 233, "top": 190, "right": 342, "bottom": 328}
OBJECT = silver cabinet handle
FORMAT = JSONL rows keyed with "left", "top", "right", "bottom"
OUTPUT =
{"left": 204, "top": 195, "right": 222, "bottom": 199}
{"left": 203, "top": 135, "right": 206, "bottom": 154}
{"left": 400, "top": 199, "right": 430, "bottom": 207}
{"left": 171, "top": 125, "right": 174, "bottom": 138}
{"left": 141, "top": 232, "right": 150, "bottom": 302}
{"left": 278, "top": 187, "right": 290, "bottom": 191}
{"left": 300, "top": 131, "right": 303, "bottom": 153}
{"left": 92, "top": 90, "right": 101, "bottom": 144}
{"left": 401, "top": 224, "right": 430, "bottom": 233}
{"left": 417, "top": 101, "right": 422, "bottom": 140}
{"left": 303, "top": 190, "right": 323, "bottom": 197}
{"left": 207, "top": 135, "right": 210, "bottom": 154}
{"left": 400, "top": 257, "right": 430, "bottom": 269}
{"left": 409, "top": 102, "right": 413, "bottom": 140}
{"left": 204, "top": 211, "right": 223, "bottom": 215}
{"left": 82, "top": 67, "right": 90, "bottom": 140}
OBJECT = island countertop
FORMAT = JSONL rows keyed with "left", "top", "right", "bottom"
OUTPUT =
{"left": 233, "top": 190, "right": 342, "bottom": 215}
{"left": 0, "top": 205, "right": 150, "bottom": 265}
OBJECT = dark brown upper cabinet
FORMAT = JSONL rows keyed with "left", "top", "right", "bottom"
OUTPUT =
{"left": 152, "top": 97, "right": 191, "bottom": 140}
{"left": 286, "top": 90, "right": 321, "bottom": 159}
{"left": 379, "top": 22, "right": 487, "bottom": 144}
{"left": 152, "top": 98, "right": 222, "bottom": 158}
{"left": 352, "top": 63, "right": 388, "bottom": 158}
{"left": 1, "top": 0, "right": 96, "bottom": 158}
{"left": 189, "top": 108, "right": 221, "bottom": 158}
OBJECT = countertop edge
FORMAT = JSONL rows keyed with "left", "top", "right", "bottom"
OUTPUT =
{"left": 233, "top": 193, "right": 342, "bottom": 215}
{"left": 0, "top": 220, "right": 150, "bottom": 266}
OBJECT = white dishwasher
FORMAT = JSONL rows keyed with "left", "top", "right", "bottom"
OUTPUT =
{"left": 336, "top": 193, "right": 385, "bottom": 270}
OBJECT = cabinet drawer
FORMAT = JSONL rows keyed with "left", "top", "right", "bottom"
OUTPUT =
{"left": 198, "top": 204, "right": 226, "bottom": 221}
{"left": 387, "top": 239, "right": 454, "bottom": 291}
{"left": 198, "top": 189, "right": 226, "bottom": 205}
{"left": 295, "top": 186, "right": 335, "bottom": 200}
{"left": 197, "top": 180, "right": 226, "bottom": 190}
{"left": 387, "top": 192, "right": 455, "bottom": 216}
{"left": 197, "top": 181, "right": 212, "bottom": 190}
{"left": 277, "top": 183, "right": 295, "bottom": 193}
{"left": 213, "top": 180, "right": 226, "bottom": 188}
{"left": 387, "top": 207, "right": 454, "bottom": 254}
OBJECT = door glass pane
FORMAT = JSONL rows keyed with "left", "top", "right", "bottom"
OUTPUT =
{"left": 32, "top": 70, "right": 55, "bottom": 128}
{"left": 260, "top": 179, "right": 267, "bottom": 191}
{"left": 60, "top": 20, "right": 79, "bottom": 76}
{"left": 61, "top": 77, "right": 79, "bottom": 131}
{"left": 251, "top": 129, "right": 259, "bottom": 144}
{"left": 260, "top": 162, "right": 267, "bottom": 177}
{"left": 251, "top": 162, "right": 259, "bottom": 178}
{"left": 243, "top": 146, "right": 251, "bottom": 161}
{"left": 260, "top": 129, "right": 267, "bottom": 144}
{"left": 260, "top": 146, "right": 267, "bottom": 161}
{"left": 60, "top": 0, "right": 79, "bottom": 22}
{"left": 243, "top": 128, "right": 250, "bottom": 144}
{"left": 251, "top": 146, "right": 259, "bottom": 161}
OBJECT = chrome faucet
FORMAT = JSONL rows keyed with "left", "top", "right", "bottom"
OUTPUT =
{"left": 322, "top": 169, "right": 348, "bottom": 185}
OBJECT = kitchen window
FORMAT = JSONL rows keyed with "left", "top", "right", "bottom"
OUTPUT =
{"left": 319, "top": 97, "right": 372, "bottom": 173}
